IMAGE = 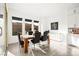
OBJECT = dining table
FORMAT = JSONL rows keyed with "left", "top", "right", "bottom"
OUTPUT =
{"left": 21, "top": 33, "right": 50, "bottom": 53}
{"left": 21, "top": 35, "right": 34, "bottom": 53}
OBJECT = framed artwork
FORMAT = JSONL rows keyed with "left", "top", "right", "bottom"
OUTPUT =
{"left": 0, "top": 26, "right": 2, "bottom": 36}
{"left": 51, "top": 22, "right": 58, "bottom": 30}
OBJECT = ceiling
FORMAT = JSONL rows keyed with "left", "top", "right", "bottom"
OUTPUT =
{"left": 1, "top": 3, "right": 79, "bottom": 17}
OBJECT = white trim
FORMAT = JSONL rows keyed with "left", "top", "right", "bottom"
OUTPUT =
{"left": 12, "top": 20, "right": 22, "bottom": 23}
{"left": 25, "top": 21, "right": 32, "bottom": 24}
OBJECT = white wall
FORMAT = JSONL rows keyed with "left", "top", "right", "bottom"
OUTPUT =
{"left": 75, "top": 7, "right": 79, "bottom": 27}
{"left": 39, "top": 6, "right": 68, "bottom": 42}
{"left": 7, "top": 3, "right": 79, "bottom": 44}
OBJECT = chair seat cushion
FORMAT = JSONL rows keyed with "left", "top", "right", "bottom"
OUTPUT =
{"left": 31, "top": 39, "right": 39, "bottom": 44}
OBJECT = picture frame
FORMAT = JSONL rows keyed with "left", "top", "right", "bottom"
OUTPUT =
{"left": 51, "top": 22, "right": 58, "bottom": 30}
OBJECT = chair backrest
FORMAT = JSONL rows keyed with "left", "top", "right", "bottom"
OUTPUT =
{"left": 28, "top": 31, "right": 33, "bottom": 35}
{"left": 17, "top": 33, "right": 22, "bottom": 45}
{"left": 42, "top": 31, "right": 49, "bottom": 41}
{"left": 34, "top": 32, "right": 41, "bottom": 43}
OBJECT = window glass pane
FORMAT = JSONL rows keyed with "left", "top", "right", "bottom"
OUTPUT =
{"left": 12, "top": 22, "right": 22, "bottom": 35}
{"left": 34, "top": 25, "right": 38, "bottom": 30}
{"left": 25, "top": 19, "right": 32, "bottom": 22}
{"left": 25, "top": 23, "right": 32, "bottom": 33}
{"left": 12, "top": 16, "right": 22, "bottom": 36}
{"left": 12, "top": 16, "right": 22, "bottom": 21}
{"left": 34, "top": 20, "right": 39, "bottom": 23}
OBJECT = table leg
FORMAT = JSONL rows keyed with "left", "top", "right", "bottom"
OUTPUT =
{"left": 48, "top": 35, "right": 50, "bottom": 47}
{"left": 24, "top": 39, "right": 29, "bottom": 53}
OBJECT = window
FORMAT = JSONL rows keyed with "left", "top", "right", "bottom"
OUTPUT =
{"left": 25, "top": 19, "right": 32, "bottom": 22}
{"left": 34, "top": 20, "right": 39, "bottom": 31}
{"left": 12, "top": 16, "right": 22, "bottom": 21}
{"left": 25, "top": 19, "right": 32, "bottom": 34}
{"left": 34, "top": 25, "right": 38, "bottom": 30}
{"left": 34, "top": 20, "right": 39, "bottom": 23}
{"left": 12, "top": 22, "right": 22, "bottom": 35}
{"left": 25, "top": 23, "right": 32, "bottom": 33}
{"left": 12, "top": 16, "right": 22, "bottom": 35}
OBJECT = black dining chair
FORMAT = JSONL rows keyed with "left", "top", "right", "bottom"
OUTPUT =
{"left": 28, "top": 31, "right": 33, "bottom": 35}
{"left": 40, "top": 31, "right": 49, "bottom": 48}
{"left": 31, "top": 31, "right": 41, "bottom": 48}
{"left": 30, "top": 31, "right": 46, "bottom": 55}
{"left": 40, "top": 31, "right": 49, "bottom": 41}
{"left": 17, "top": 33, "right": 24, "bottom": 48}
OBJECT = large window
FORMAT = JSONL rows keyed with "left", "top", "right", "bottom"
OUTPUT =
{"left": 12, "top": 22, "right": 22, "bottom": 35}
{"left": 12, "top": 17, "right": 40, "bottom": 35}
{"left": 34, "top": 25, "right": 38, "bottom": 30}
{"left": 25, "top": 19, "right": 32, "bottom": 33}
{"left": 25, "top": 23, "right": 32, "bottom": 32}
{"left": 34, "top": 20, "right": 39, "bottom": 30}
{"left": 12, "top": 16, "right": 22, "bottom": 35}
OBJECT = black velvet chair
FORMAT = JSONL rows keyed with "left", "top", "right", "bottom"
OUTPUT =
{"left": 31, "top": 32, "right": 41, "bottom": 46}
{"left": 28, "top": 31, "right": 33, "bottom": 35}
{"left": 30, "top": 31, "right": 46, "bottom": 55}
{"left": 40, "top": 31, "right": 49, "bottom": 41}
{"left": 17, "top": 33, "right": 24, "bottom": 48}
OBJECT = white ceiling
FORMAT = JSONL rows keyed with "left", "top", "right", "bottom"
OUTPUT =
{"left": 1, "top": 3, "right": 79, "bottom": 17}
{"left": 7, "top": 3, "right": 79, "bottom": 9}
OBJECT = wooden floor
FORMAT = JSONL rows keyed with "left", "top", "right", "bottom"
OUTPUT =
{"left": 8, "top": 37, "right": 79, "bottom": 56}
{"left": 8, "top": 39, "right": 67, "bottom": 56}
{"left": 0, "top": 45, "right": 5, "bottom": 56}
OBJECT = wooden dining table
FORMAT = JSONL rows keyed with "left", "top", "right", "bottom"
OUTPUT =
{"left": 21, "top": 35, "right": 34, "bottom": 53}
{"left": 21, "top": 33, "right": 50, "bottom": 53}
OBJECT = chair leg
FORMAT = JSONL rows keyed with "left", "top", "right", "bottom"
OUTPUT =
{"left": 31, "top": 49, "right": 34, "bottom": 56}
{"left": 34, "top": 44, "right": 35, "bottom": 49}
{"left": 28, "top": 47, "right": 34, "bottom": 56}
{"left": 18, "top": 44, "right": 21, "bottom": 56}
{"left": 37, "top": 47, "right": 46, "bottom": 54}
{"left": 35, "top": 45, "right": 46, "bottom": 54}
{"left": 27, "top": 41, "right": 35, "bottom": 56}
{"left": 39, "top": 42, "right": 41, "bottom": 46}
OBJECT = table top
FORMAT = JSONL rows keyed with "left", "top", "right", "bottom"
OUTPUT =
{"left": 21, "top": 35, "right": 34, "bottom": 39}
